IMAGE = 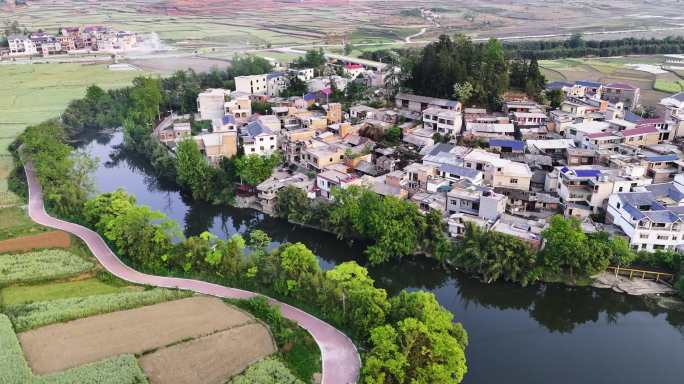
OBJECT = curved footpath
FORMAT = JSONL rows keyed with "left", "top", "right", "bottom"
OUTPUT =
{"left": 24, "top": 162, "right": 360, "bottom": 384}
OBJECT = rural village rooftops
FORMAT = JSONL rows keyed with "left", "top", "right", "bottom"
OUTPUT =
{"left": 395, "top": 92, "right": 461, "bottom": 108}
{"left": 488, "top": 139, "right": 525, "bottom": 151}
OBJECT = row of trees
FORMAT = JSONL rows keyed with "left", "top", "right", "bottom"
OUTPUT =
{"left": 277, "top": 185, "right": 451, "bottom": 265}
{"left": 13, "top": 121, "right": 96, "bottom": 219}
{"left": 81, "top": 189, "right": 469, "bottom": 383}
{"left": 503, "top": 34, "right": 684, "bottom": 60}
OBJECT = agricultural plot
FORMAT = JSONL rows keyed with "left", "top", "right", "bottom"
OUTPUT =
{"left": 1, "top": 278, "right": 139, "bottom": 306}
{"left": 0, "top": 249, "right": 94, "bottom": 286}
{"left": 17, "top": 296, "right": 274, "bottom": 384}
{"left": 0, "top": 231, "right": 71, "bottom": 254}
{"left": 140, "top": 322, "right": 276, "bottom": 384}
{"left": 0, "top": 207, "right": 49, "bottom": 241}
{"left": 0, "top": 314, "right": 148, "bottom": 384}
{"left": 5, "top": 288, "right": 190, "bottom": 332}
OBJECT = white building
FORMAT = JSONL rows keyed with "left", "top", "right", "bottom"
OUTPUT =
{"left": 235, "top": 74, "right": 267, "bottom": 95}
{"left": 7, "top": 35, "right": 38, "bottom": 56}
{"left": 241, "top": 120, "right": 278, "bottom": 156}
{"left": 422, "top": 107, "right": 462, "bottom": 137}
{"left": 607, "top": 175, "right": 684, "bottom": 251}
{"left": 197, "top": 89, "right": 231, "bottom": 121}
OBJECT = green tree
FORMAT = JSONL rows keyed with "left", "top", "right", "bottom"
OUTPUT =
{"left": 547, "top": 89, "right": 564, "bottom": 109}
{"left": 276, "top": 186, "right": 312, "bottom": 224}
{"left": 175, "top": 138, "right": 216, "bottom": 201}
{"left": 235, "top": 153, "right": 282, "bottom": 186}
{"left": 452, "top": 82, "right": 473, "bottom": 105}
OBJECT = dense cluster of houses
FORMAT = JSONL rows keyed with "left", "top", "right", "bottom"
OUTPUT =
{"left": 1, "top": 25, "right": 139, "bottom": 57}
{"left": 155, "top": 55, "right": 684, "bottom": 253}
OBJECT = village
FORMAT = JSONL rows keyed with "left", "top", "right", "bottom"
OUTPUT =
{"left": 0, "top": 24, "right": 140, "bottom": 57}
{"left": 153, "top": 55, "right": 684, "bottom": 254}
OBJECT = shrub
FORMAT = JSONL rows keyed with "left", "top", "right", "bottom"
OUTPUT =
{"left": 0, "top": 250, "right": 94, "bottom": 286}
{"left": 5, "top": 288, "right": 190, "bottom": 332}
{"left": 1, "top": 314, "right": 147, "bottom": 384}
{"left": 230, "top": 358, "right": 302, "bottom": 384}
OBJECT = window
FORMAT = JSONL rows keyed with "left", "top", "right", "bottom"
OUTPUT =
{"left": 271, "top": 145, "right": 275, "bottom": 149}
{"left": 640, "top": 234, "right": 649, "bottom": 239}
{"left": 510, "top": 178, "right": 518, "bottom": 184}
{"left": 616, "top": 202, "right": 621, "bottom": 209}
{"left": 657, "top": 235, "right": 668, "bottom": 240}
{"left": 260, "top": 146, "right": 264, "bottom": 151}
{"left": 251, "top": 148, "right": 255, "bottom": 152}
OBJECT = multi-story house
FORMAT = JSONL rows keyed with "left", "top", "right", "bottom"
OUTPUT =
{"left": 556, "top": 166, "right": 651, "bottom": 217}
{"left": 235, "top": 75, "right": 268, "bottom": 95}
{"left": 7, "top": 35, "right": 38, "bottom": 56}
{"left": 660, "top": 92, "right": 684, "bottom": 137}
{"left": 315, "top": 168, "right": 361, "bottom": 199}
{"left": 395, "top": 93, "right": 462, "bottom": 113}
{"left": 463, "top": 149, "right": 532, "bottom": 191}
{"left": 197, "top": 89, "right": 231, "bottom": 121}
{"left": 607, "top": 175, "right": 684, "bottom": 251}
{"left": 194, "top": 130, "right": 238, "bottom": 165}
{"left": 224, "top": 94, "right": 252, "bottom": 121}
{"left": 602, "top": 83, "right": 640, "bottom": 110}
{"left": 422, "top": 107, "right": 463, "bottom": 137}
{"left": 241, "top": 120, "right": 278, "bottom": 156}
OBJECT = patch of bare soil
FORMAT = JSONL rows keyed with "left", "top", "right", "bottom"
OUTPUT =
{"left": 140, "top": 322, "right": 276, "bottom": 384}
{"left": 0, "top": 231, "right": 70, "bottom": 253}
{"left": 18, "top": 296, "right": 253, "bottom": 374}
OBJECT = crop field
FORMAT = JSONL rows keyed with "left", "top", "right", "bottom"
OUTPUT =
{"left": 0, "top": 314, "right": 148, "bottom": 384}
{"left": 0, "top": 249, "right": 94, "bottom": 286}
{"left": 539, "top": 55, "right": 680, "bottom": 106}
{"left": 1, "top": 278, "right": 139, "bottom": 306}
{"left": 16, "top": 296, "right": 274, "bottom": 384}
{"left": 5, "top": 288, "right": 190, "bottom": 332}
{"left": 139, "top": 322, "right": 275, "bottom": 384}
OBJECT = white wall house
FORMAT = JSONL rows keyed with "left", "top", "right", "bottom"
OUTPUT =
{"left": 235, "top": 74, "right": 268, "bottom": 95}
{"left": 241, "top": 120, "right": 278, "bottom": 156}
{"left": 197, "top": 89, "right": 231, "bottom": 121}
{"left": 423, "top": 107, "right": 462, "bottom": 137}
{"left": 607, "top": 179, "right": 684, "bottom": 252}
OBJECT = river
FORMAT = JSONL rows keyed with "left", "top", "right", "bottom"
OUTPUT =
{"left": 82, "top": 130, "right": 684, "bottom": 384}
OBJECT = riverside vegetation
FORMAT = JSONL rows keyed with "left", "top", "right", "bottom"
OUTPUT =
{"left": 13, "top": 122, "right": 469, "bottom": 383}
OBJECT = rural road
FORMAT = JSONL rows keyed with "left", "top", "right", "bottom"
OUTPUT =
{"left": 23, "top": 162, "right": 360, "bottom": 384}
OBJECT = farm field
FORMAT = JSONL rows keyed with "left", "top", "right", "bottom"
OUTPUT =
{"left": 0, "top": 207, "right": 49, "bottom": 241}
{"left": 540, "top": 55, "right": 682, "bottom": 106}
{"left": 139, "top": 322, "right": 275, "bottom": 384}
{"left": 17, "top": 296, "right": 264, "bottom": 374}
{"left": 1, "top": 278, "right": 138, "bottom": 306}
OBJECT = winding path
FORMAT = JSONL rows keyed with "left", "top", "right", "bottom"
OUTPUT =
{"left": 23, "top": 162, "right": 360, "bottom": 384}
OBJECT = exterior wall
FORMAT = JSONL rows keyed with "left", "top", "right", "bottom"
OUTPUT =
{"left": 607, "top": 195, "right": 684, "bottom": 251}
{"left": 489, "top": 172, "right": 531, "bottom": 191}
{"left": 244, "top": 134, "right": 277, "bottom": 156}
{"left": 235, "top": 75, "right": 268, "bottom": 94}
{"left": 197, "top": 91, "right": 229, "bottom": 121}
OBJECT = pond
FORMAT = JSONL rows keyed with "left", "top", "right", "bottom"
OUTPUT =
{"left": 82, "top": 130, "right": 684, "bottom": 384}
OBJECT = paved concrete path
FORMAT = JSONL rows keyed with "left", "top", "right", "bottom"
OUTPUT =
{"left": 24, "top": 162, "right": 360, "bottom": 384}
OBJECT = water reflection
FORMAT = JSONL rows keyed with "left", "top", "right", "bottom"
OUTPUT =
{"left": 80, "top": 130, "right": 684, "bottom": 384}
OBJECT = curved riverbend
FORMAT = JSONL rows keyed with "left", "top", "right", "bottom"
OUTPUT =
{"left": 24, "top": 162, "right": 361, "bottom": 384}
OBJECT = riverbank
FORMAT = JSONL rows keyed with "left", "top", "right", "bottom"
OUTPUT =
{"left": 592, "top": 272, "right": 676, "bottom": 296}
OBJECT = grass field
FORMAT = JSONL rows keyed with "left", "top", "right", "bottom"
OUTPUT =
{"left": 654, "top": 79, "right": 684, "bottom": 93}
{"left": 0, "top": 207, "right": 47, "bottom": 241}
{"left": 1, "top": 278, "right": 139, "bottom": 306}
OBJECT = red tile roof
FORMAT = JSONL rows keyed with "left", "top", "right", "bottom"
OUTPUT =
{"left": 621, "top": 124, "right": 658, "bottom": 137}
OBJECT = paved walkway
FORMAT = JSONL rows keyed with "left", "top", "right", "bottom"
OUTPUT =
{"left": 24, "top": 162, "right": 360, "bottom": 384}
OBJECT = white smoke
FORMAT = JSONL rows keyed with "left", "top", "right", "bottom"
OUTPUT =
{"left": 129, "top": 32, "right": 173, "bottom": 53}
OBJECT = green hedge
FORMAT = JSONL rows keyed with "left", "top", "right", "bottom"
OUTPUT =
{"left": 0, "top": 314, "right": 148, "bottom": 384}
{"left": 5, "top": 288, "right": 191, "bottom": 332}
{"left": 230, "top": 358, "right": 303, "bottom": 384}
{"left": 0, "top": 250, "right": 94, "bottom": 286}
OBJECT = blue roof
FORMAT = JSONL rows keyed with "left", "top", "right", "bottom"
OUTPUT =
{"left": 439, "top": 164, "right": 480, "bottom": 179}
{"left": 488, "top": 139, "right": 524, "bottom": 151}
{"left": 560, "top": 166, "right": 570, "bottom": 174}
{"left": 222, "top": 115, "right": 235, "bottom": 124}
{"left": 623, "top": 110, "right": 644, "bottom": 123}
{"left": 244, "top": 120, "right": 273, "bottom": 137}
{"left": 546, "top": 81, "right": 572, "bottom": 90}
{"left": 267, "top": 71, "right": 287, "bottom": 80}
{"left": 574, "top": 169, "right": 601, "bottom": 178}
{"left": 303, "top": 92, "right": 316, "bottom": 101}
{"left": 645, "top": 154, "right": 678, "bottom": 162}
{"left": 428, "top": 143, "right": 455, "bottom": 156}
{"left": 622, "top": 203, "right": 646, "bottom": 220}
{"left": 575, "top": 80, "right": 603, "bottom": 88}
{"left": 644, "top": 210, "right": 680, "bottom": 223}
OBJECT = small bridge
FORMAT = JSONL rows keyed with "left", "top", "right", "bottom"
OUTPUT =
{"left": 606, "top": 266, "right": 675, "bottom": 284}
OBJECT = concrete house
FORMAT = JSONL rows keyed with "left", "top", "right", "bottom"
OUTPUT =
{"left": 241, "top": 120, "right": 277, "bottom": 156}
{"left": 197, "top": 89, "right": 231, "bottom": 121}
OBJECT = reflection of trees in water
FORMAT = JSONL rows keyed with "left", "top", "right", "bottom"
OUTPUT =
{"left": 84, "top": 130, "right": 684, "bottom": 337}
